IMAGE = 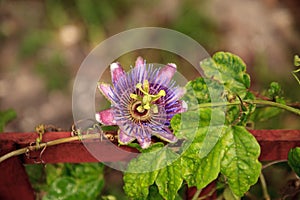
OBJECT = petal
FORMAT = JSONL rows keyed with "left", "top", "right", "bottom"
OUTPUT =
{"left": 157, "top": 63, "right": 177, "bottom": 85}
{"left": 134, "top": 128, "right": 152, "bottom": 149}
{"left": 178, "top": 100, "right": 188, "bottom": 113}
{"left": 175, "top": 87, "right": 186, "bottom": 99}
{"left": 95, "top": 108, "right": 116, "bottom": 125}
{"left": 152, "top": 128, "right": 177, "bottom": 143}
{"left": 136, "top": 135, "right": 152, "bottom": 149}
{"left": 118, "top": 129, "right": 136, "bottom": 144}
{"left": 165, "top": 87, "right": 186, "bottom": 104}
{"left": 97, "top": 82, "right": 114, "bottom": 103}
{"left": 135, "top": 56, "right": 144, "bottom": 68}
{"left": 110, "top": 62, "right": 125, "bottom": 84}
{"left": 166, "top": 100, "right": 188, "bottom": 121}
{"left": 134, "top": 57, "right": 147, "bottom": 83}
{"left": 172, "top": 100, "right": 188, "bottom": 114}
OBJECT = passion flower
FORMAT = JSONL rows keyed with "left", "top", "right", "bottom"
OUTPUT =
{"left": 96, "top": 57, "right": 187, "bottom": 149}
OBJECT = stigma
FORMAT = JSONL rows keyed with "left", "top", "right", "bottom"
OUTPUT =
{"left": 130, "top": 80, "right": 166, "bottom": 114}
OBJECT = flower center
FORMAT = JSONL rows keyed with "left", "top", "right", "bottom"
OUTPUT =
{"left": 130, "top": 101, "right": 150, "bottom": 121}
{"left": 129, "top": 80, "right": 165, "bottom": 121}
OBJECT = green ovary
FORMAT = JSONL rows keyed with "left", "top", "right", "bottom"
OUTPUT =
{"left": 130, "top": 80, "right": 165, "bottom": 114}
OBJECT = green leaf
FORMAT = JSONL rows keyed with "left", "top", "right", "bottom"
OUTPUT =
{"left": 220, "top": 126, "right": 261, "bottom": 197}
{"left": 171, "top": 77, "right": 226, "bottom": 154}
{"left": 43, "top": 177, "right": 82, "bottom": 200}
{"left": 147, "top": 185, "right": 164, "bottom": 200}
{"left": 123, "top": 148, "right": 162, "bottom": 199}
{"left": 251, "top": 82, "right": 285, "bottom": 123}
{"left": 146, "top": 184, "right": 182, "bottom": 200}
{"left": 123, "top": 147, "right": 182, "bottom": 200}
{"left": 174, "top": 74, "right": 255, "bottom": 133}
{"left": 155, "top": 158, "right": 182, "bottom": 200}
{"left": 250, "top": 106, "right": 281, "bottom": 123}
{"left": 182, "top": 77, "right": 226, "bottom": 105}
{"left": 201, "top": 52, "right": 250, "bottom": 96}
{"left": 176, "top": 125, "right": 261, "bottom": 197}
{"left": 123, "top": 170, "right": 157, "bottom": 200}
{"left": 172, "top": 76, "right": 255, "bottom": 158}
{"left": 288, "top": 147, "right": 300, "bottom": 177}
{"left": 266, "top": 82, "right": 285, "bottom": 103}
{"left": 200, "top": 52, "right": 256, "bottom": 125}
{"left": 181, "top": 126, "right": 225, "bottom": 189}
{"left": 43, "top": 163, "right": 104, "bottom": 200}
{"left": 184, "top": 77, "right": 226, "bottom": 127}
{"left": 45, "top": 164, "right": 65, "bottom": 186}
{"left": 0, "top": 109, "right": 17, "bottom": 132}
{"left": 225, "top": 91, "right": 256, "bottom": 126}
{"left": 25, "top": 164, "right": 47, "bottom": 191}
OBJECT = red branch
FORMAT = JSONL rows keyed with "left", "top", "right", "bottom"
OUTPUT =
{"left": 1, "top": 130, "right": 300, "bottom": 200}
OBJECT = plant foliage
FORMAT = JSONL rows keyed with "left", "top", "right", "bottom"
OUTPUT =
{"left": 26, "top": 163, "right": 104, "bottom": 200}
{"left": 0, "top": 109, "right": 17, "bottom": 132}
{"left": 288, "top": 147, "right": 300, "bottom": 177}
{"left": 22, "top": 52, "right": 299, "bottom": 199}
{"left": 123, "top": 52, "right": 262, "bottom": 199}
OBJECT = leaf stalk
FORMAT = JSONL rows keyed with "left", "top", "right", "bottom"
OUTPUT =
{"left": 189, "top": 100, "right": 300, "bottom": 116}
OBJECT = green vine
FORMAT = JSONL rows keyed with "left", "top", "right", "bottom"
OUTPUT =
{"left": 189, "top": 99, "right": 300, "bottom": 116}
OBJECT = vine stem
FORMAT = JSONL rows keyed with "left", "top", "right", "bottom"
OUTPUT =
{"left": 251, "top": 99, "right": 300, "bottom": 116}
{"left": 262, "top": 160, "right": 287, "bottom": 169}
{"left": 198, "top": 188, "right": 216, "bottom": 200}
{"left": 190, "top": 99, "right": 300, "bottom": 116}
{"left": 191, "top": 189, "right": 202, "bottom": 200}
{"left": 260, "top": 173, "right": 270, "bottom": 200}
{"left": 0, "top": 133, "right": 101, "bottom": 163}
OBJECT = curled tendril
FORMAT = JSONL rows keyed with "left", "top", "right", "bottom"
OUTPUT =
{"left": 34, "top": 124, "right": 63, "bottom": 150}
{"left": 292, "top": 55, "right": 300, "bottom": 85}
{"left": 71, "top": 120, "right": 117, "bottom": 142}
{"left": 25, "top": 141, "right": 47, "bottom": 164}
{"left": 28, "top": 124, "right": 56, "bottom": 163}
{"left": 34, "top": 124, "right": 45, "bottom": 150}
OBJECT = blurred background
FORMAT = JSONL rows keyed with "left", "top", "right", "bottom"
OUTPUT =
{"left": 1, "top": 0, "right": 300, "bottom": 199}
{"left": 1, "top": 0, "right": 299, "bottom": 132}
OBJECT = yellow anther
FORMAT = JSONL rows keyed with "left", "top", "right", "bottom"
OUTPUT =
{"left": 152, "top": 105, "right": 159, "bottom": 113}
{"left": 152, "top": 90, "right": 166, "bottom": 102}
{"left": 158, "top": 90, "right": 166, "bottom": 97}
{"left": 136, "top": 83, "right": 142, "bottom": 89}
{"left": 130, "top": 93, "right": 139, "bottom": 100}
{"left": 143, "top": 80, "right": 149, "bottom": 93}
